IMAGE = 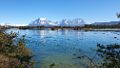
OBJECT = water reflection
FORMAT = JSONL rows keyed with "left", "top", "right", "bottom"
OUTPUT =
{"left": 6, "top": 29, "right": 120, "bottom": 68}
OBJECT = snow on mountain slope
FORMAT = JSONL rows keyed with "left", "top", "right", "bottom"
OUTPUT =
{"left": 29, "top": 18, "right": 85, "bottom": 26}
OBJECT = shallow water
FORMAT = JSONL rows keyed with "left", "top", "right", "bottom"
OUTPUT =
{"left": 6, "top": 29, "right": 120, "bottom": 68}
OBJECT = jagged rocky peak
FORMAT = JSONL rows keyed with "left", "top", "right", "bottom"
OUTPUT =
{"left": 29, "top": 18, "right": 48, "bottom": 26}
{"left": 38, "top": 18, "right": 47, "bottom": 25}
{"left": 29, "top": 18, "right": 85, "bottom": 26}
{"left": 58, "top": 18, "right": 85, "bottom": 26}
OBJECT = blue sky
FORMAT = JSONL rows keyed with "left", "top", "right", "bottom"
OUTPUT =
{"left": 0, "top": 0, "right": 120, "bottom": 25}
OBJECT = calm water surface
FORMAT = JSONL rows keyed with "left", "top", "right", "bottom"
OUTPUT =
{"left": 6, "top": 29, "right": 120, "bottom": 68}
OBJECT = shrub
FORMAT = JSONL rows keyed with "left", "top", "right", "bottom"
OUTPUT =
{"left": 0, "top": 31, "right": 32, "bottom": 67}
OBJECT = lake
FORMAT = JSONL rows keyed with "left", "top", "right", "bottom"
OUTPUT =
{"left": 6, "top": 29, "right": 120, "bottom": 68}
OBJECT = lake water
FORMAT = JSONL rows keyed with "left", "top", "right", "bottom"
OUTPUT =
{"left": 6, "top": 29, "right": 120, "bottom": 68}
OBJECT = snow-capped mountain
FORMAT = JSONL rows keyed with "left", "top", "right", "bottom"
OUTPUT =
{"left": 29, "top": 18, "right": 58, "bottom": 26}
{"left": 58, "top": 18, "right": 85, "bottom": 26}
{"left": 29, "top": 18, "right": 85, "bottom": 26}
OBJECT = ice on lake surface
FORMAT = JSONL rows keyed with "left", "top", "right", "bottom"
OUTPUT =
{"left": 6, "top": 29, "right": 120, "bottom": 68}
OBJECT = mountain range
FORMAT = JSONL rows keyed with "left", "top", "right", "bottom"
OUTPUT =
{"left": 1, "top": 18, "right": 119, "bottom": 27}
{"left": 92, "top": 21, "right": 120, "bottom": 25}
{"left": 29, "top": 18, "right": 85, "bottom": 26}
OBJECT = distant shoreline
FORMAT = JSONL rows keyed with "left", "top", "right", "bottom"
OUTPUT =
{"left": 83, "top": 28, "right": 120, "bottom": 31}
{"left": 1, "top": 25, "right": 120, "bottom": 31}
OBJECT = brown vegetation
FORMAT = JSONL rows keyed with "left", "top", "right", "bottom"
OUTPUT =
{"left": 0, "top": 31, "right": 33, "bottom": 68}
